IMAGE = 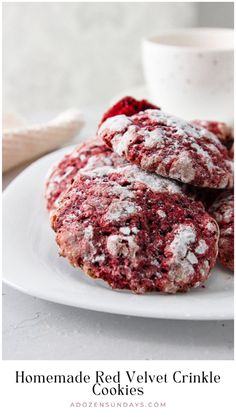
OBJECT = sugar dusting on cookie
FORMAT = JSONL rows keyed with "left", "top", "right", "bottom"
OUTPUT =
{"left": 99, "top": 109, "right": 233, "bottom": 189}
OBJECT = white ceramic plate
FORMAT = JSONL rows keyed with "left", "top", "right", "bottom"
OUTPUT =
{"left": 3, "top": 147, "right": 234, "bottom": 320}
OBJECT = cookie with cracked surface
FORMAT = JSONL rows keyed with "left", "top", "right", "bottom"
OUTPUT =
{"left": 51, "top": 164, "right": 219, "bottom": 294}
{"left": 209, "top": 192, "right": 234, "bottom": 271}
{"left": 98, "top": 109, "right": 233, "bottom": 189}
{"left": 45, "top": 138, "right": 126, "bottom": 211}
{"left": 191, "top": 120, "right": 233, "bottom": 149}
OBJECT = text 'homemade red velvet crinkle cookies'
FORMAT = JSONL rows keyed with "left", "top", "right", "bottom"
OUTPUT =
{"left": 98, "top": 109, "right": 233, "bottom": 189}
{"left": 51, "top": 164, "right": 219, "bottom": 294}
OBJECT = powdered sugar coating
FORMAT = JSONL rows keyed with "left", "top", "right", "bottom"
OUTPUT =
{"left": 98, "top": 109, "right": 233, "bottom": 189}
{"left": 81, "top": 164, "right": 183, "bottom": 195}
{"left": 52, "top": 165, "right": 219, "bottom": 294}
{"left": 104, "top": 201, "right": 139, "bottom": 222}
{"left": 165, "top": 225, "right": 197, "bottom": 285}
{"left": 107, "top": 234, "right": 139, "bottom": 259}
{"left": 195, "top": 240, "right": 208, "bottom": 255}
{"left": 100, "top": 114, "right": 132, "bottom": 133}
{"left": 209, "top": 192, "right": 234, "bottom": 271}
{"left": 45, "top": 138, "right": 126, "bottom": 211}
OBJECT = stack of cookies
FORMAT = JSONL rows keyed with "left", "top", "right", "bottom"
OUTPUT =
{"left": 45, "top": 97, "right": 234, "bottom": 294}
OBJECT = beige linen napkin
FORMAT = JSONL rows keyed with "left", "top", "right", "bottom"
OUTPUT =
{"left": 2, "top": 109, "right": 84, "bottom": 172}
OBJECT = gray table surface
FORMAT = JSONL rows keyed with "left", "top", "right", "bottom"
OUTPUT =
{"left": 2, "top": 106, "right": 234, "bottom": 360}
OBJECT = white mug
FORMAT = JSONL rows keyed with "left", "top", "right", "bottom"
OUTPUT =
{"left": 142, "top": 28, "right": 234, "bottom": 124}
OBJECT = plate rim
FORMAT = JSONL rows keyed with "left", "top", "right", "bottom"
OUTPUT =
{"left": 3, "top": 275, "right": 233, "bottom": 321}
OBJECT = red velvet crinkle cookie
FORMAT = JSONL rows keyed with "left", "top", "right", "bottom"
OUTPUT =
{"left": 51, "top": 164, "right": 219, "bottom": 294}
{"left": 209, "top": 192, "right": 234, "bottom": 271}
{"left": 99, "top": 96, "right": 159, "bottom": 127}
{"left": 98, "top": 109, "right": 233, "bottom": 189}
{"left": 229, "top": 143, "right": 234, "bottom": 159}
{"left": 45, "top": 138, "right": 125, "bottom": 211}
{"left": 191, "top": 120, "right": 233, "bottom": 146}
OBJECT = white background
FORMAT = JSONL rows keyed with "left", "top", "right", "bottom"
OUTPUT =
{"left": 3, "top": 2, "right": 234, "bottom": 113}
